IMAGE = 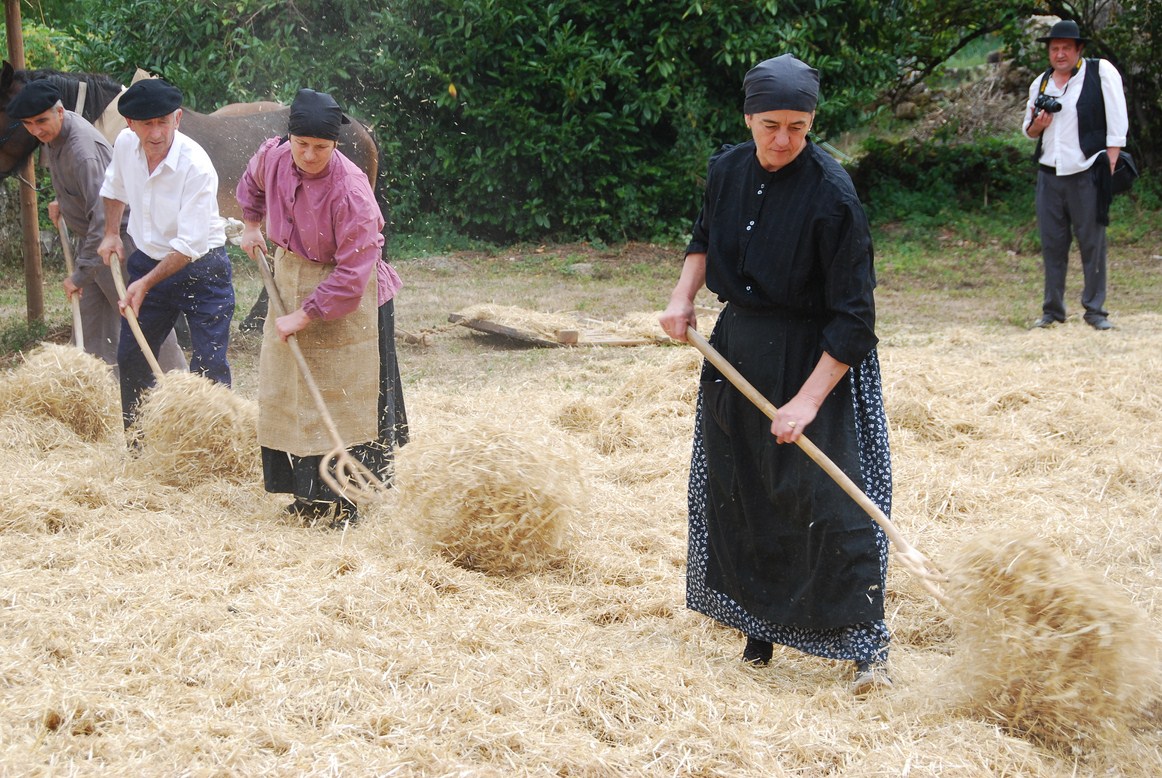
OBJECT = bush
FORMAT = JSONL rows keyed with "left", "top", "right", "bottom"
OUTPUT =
{"left": 58, "top": 0, "right": 903, "bottom": 243}
{"left": 852, "top": 136, "right": 1033, "bottom": 224}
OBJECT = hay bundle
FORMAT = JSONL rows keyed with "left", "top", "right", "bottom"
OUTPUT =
{"left": 394, "top": 420, "right": 584, "bottom": 576}
{"left": 0, "top": 343, "right": 118, "bottom": 442}
{"left": 945, "top": 532, "right": 1161, "bottom": 748}
{"left": 134, "top": 372, "right": 259, "bottom": 487}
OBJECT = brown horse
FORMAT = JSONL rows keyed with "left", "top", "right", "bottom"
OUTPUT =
{"left": 0, "top": 63, "right": 381, "bottom": 221}
{"left": 210, "top": 101, "right": 284, "bottom": 117}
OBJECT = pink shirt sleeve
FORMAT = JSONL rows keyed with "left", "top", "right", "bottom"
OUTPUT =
{"left": 236, "top": 137, "right": 280, "bottom": 224}
{"left": 301, "top": 177, "right": 385, "bottom": 321}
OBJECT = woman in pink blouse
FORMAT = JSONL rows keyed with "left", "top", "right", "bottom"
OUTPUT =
{"left": 236, "top": 89, "right": 408, "bottom": 528}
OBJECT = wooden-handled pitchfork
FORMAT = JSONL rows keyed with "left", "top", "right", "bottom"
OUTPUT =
{"left": 57, "top": 221, "right": 85, "bottom": 352}
{"left": 254, "top": 248, "right": 390, "bottom": 503}
{"left": 108, "top": 252, "right": 165, "bottom": 379}
{"left": 685, "top": 326, "right": 948, "bottom": 603}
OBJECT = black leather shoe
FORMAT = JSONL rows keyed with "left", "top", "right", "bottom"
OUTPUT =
{"left": 1032, "top": 314, "right": 1060, "bottom": 329}
{"left": 1087, "top": 317, "right": 1114, "bottom": 331}
{"left": 742, "top": 636, "right": 773, "bottom": 666}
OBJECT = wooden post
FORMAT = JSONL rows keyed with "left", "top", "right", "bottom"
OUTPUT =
{"left": 5, "top": 0, "right": 44, "bottom": 323}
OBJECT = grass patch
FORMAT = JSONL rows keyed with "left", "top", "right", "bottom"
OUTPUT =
{"left": 388, "top": 216, "right": 499, "bottom": 259}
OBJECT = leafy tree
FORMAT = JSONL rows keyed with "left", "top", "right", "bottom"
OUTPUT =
{"left": 48, "top": 0, "right": 911, "bottom": 240}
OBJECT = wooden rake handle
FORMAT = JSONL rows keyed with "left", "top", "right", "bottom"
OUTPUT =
{"left": 109, "top": 252, "right": 164, "bottom": 379}
{"left": 685, "top": 326, "right": 947, "bottom": 602}
{"left": 56, "top": 221, "right": 84, "bottom": 351}
{"left": 254, "top": 249, "right": 387, "bottom": 502}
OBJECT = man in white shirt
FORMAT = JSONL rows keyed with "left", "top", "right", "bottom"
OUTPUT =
{"left": 1023, "top": 19, "right": 1129, "bottom": 331}
{"left": 98, "top": 78, "right": 235, "bottom": 426}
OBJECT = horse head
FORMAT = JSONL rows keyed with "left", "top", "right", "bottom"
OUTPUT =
{"left": 0, "top": 61, "right": 41, "bottom": 179}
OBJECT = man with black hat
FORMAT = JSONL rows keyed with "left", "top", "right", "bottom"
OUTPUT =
{"left": 659, "top": 54, "right": 892, "bottom": 695}
{"left": 98, "top": 78, "right": 235, "bottom": 427}
{"left": 6, "top": 79, "right": 186, "bottom": 375}
{"left": 236, "top": 88, "right": 408, "bottom": 529}
{"left": 1024, "top": 19, "right": 1128, "bottom": 331}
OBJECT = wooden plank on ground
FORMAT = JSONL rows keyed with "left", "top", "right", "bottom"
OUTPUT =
{"left": 448, "top": 313, "right": 564, "bottom": 347}
{"left": 448, "top": 314, "right": 657, "bottom": 347}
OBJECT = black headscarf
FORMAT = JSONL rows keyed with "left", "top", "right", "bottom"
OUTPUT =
{"left": 288, "top": 88, "right": 349, "bottom": 141}
{"left": 743, "top": 54, "right": 820, "bottom": 114}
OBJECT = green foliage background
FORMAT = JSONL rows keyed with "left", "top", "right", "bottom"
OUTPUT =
{"left": 9, "top": 0, "right": 1162, "bottom": 243}
{"left": 16, "top": 0, "right": 905, "bottom": 241}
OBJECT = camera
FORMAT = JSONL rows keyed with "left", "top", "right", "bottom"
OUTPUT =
{"left": 1033, "top": 94, "right": 1062, "bottom": 116}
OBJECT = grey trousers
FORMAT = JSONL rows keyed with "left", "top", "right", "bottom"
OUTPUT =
{"left": 1036, "top": 167, "right": 1109, "bottom": 323}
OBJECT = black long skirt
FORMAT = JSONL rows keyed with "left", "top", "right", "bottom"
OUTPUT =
{"left": 685, "top": 304, "right": 892, "bottom": 661}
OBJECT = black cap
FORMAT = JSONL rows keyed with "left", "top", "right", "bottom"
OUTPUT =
{"left": 6, "top": 79, "right": 63, "bottom": 119}
{"left": 287, "top": 88, "right": 349, "bottom": 142}
{"left": 118, "top": 79, "right": 183, "bottom": 120}
{"left": 1037, "top": 20, "right": 1088, "bottom": 44}
{"left": 743, "top": 54, "right": 820, "bottom": 114}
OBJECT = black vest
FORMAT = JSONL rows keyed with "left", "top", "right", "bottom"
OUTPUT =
{"left": 1034, "top": 58, "right": 1108, "bottom": 165}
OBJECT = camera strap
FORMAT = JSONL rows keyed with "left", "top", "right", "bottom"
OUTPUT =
{"left": 1038, "top": 59, "right": 1082, "bottom": 97}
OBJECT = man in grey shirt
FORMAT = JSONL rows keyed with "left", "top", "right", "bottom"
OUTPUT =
{"left": 7, "top": 79, "right": 185, "bottom": 373}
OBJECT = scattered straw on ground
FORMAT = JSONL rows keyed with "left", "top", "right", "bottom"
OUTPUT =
{"left": 0, "top": 314, "right": 1160, "bottom": 775}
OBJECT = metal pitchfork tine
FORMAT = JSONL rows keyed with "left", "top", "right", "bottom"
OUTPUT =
{"left": 254, "top": 248, "right": 390, "bottom": 503}
{"left": 685, "top": 326, "right": 948, "bottom": 604}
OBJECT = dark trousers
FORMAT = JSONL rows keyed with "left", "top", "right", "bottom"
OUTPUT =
{"left": 118, "top": 247, "right": 235, "bottom": 427}
{"left": 1036, "top": 167, "right": 1109, "bottom": 323}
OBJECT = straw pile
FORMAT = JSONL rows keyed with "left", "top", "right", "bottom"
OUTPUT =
{"left": 0, "top": 343, "right": 119, "bottom": 443}
{"left": 393, "top": 419, "right": 585, "bottom": 576}
{"left": 943, "top": 532, "right": 1160, "bottom": 748}
{"left": 133, "top": 372, "right": 259, "bottom": 487}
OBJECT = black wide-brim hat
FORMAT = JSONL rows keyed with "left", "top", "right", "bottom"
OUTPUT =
{"left": 1037, "top": 19, "right": 1088, "bottom": 44}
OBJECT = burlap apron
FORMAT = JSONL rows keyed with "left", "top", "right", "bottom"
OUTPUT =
{"left": 258, "top": 247, "right": 379, "bottom": 457}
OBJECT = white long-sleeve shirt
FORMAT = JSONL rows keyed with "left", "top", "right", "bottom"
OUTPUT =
{"left": 100, "top": 127, "right": 225, "bottom": 261}
{"left": 1022, "top": 58, "right": 1129, "bottom": 176}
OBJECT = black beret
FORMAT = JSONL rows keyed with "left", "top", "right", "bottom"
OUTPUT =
{"left": 288, "top": 88, "right": 349, "bottom": 141}
{"left": 6, "top": 79, "right": 63, "bottom": 119}
{"left": 743, "top": 54, "right": 820, "bottom": 114}
{"left": 118, "top": 79, "right": 183, "bottom": 120}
